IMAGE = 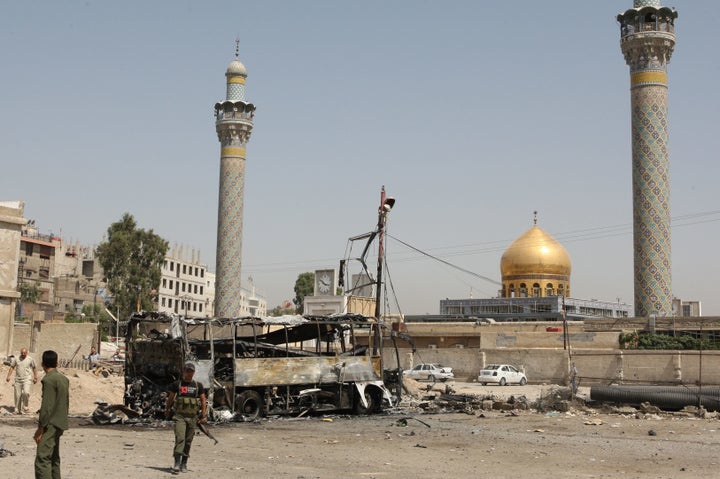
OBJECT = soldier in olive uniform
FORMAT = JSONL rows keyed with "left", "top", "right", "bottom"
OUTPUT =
{"left": 33, "top": 350, "right": 69, "bottom": 479}
{"left": 165, "top": 362, "right": 207, "bottom": 474}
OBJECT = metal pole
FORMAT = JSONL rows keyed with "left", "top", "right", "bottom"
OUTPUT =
{"left": 373, "top": 187, "right": 387, "bottom": 356}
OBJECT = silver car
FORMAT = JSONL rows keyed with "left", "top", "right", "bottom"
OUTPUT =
{"left": 478, "top": 364, "right": 527, "bottom": 386}
{"left": 404, "top": 363, "right": 454, "bottom": 382}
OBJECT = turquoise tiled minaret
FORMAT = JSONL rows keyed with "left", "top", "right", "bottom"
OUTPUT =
{"left": 617, "top": 1, "right": 678, "bottom": 317}
{"left": 214, "top": 45, "right": 256, "bottom": 317}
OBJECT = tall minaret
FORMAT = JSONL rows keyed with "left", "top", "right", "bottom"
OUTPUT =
{"left": 617, "top": 1, "right": 677, "bottom": 317}
{"left": 214, "top": 43, "right": 256, "bottom": 317}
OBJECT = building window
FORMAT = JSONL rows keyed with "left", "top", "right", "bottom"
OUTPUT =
{"left": 193, "top": 284, "right": 198, "bottom": 294}
{"left": 161, "top": 297, "right": 166, "bottom": 307}
{"left": 200, "top": 286, "right": 204, "bottom": 295}
{"left": 163, "top": 260, "right": 168, "bottom": 269}
{"left": 200, "top": 269, "right": 204, "bottom": 278}
{"left": 532, "top": 283, "right": 541, "bottom": 297}
{"left": 519, "top": 283, "right": 527, "bottom": 297}
{"left": 39, "top": 267, "right": 50, "bottom": 279}
{"left": 545, "top": 283, "right": 554, "bottom": 296}
{"left": 162, "top": 278, "right": 167, "bottom": 288}
{"left": 168, "top": 298, "right": 172, "bottom": 307}
{"left": 170, "top": 262, "right": 174, "bottom": 271}
{"left": 183, "top": 265, "right": 187, "bottom": 274}
{"left": 199, "top": 304, "right": 203, "bottom": 313}
{"left": 169, "top": 280, "right": 173, "bottom": 289}
{"left": 182, "top": 283, "right": 186, "bottom": 293}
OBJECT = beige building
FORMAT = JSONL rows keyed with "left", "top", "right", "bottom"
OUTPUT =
{"left": 156, "top": 246, "right": 267, "bottom": 318}
{"left": 0, "top": 201, "right": 26, "bottom": 356}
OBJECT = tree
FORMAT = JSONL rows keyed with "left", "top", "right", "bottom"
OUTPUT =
{"left": 17, "top": 281, "right": 41, "bottom": 320}
{"left": 269, "top": 305, "right": 296, "bottom": 317}
{"left": 19, "top": 281, "right": 41, "bottom": 303}
{"left": 96, "top": 213, "right": 169, "bottom": 320}
{"left": 292, "top": 272, "right": 314, "bottom": 313}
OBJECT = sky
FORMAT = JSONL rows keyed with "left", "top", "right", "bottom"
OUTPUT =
{"left": 2, "top": 1, "right": 719, "bottom": 316}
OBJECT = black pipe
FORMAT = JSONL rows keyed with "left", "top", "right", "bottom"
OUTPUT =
{"left": 590, "top": 385, "right": 720, "bottom": 412}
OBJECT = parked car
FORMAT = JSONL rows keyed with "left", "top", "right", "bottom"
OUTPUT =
{"left": 478, "top": 364, "right": 527, "bottom": 386}
{"left": 404, "top": 363, "right": 454, "bottom": 382}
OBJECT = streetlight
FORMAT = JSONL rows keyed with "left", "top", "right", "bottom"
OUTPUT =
{"left": 372, "top": 186, "right": 395, "bottom": 357}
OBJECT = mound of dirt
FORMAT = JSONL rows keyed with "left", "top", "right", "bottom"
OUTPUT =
{"left": 0, "top": 366, "right": 124, "bottom": 417}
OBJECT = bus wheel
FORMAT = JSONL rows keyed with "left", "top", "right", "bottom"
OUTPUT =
{"left": 354, "top": 388, "right": 381, "bottom": 415}
{"left": 235, "top": 390, "right": 263, "bottom": 420}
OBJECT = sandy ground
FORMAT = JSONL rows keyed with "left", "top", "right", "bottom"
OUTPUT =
{"left": 1, "top": 369, "right": 720, "bottom": 478}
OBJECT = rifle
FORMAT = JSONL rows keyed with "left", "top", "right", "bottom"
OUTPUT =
{"left": 197, "top": 420, "right": 218, "bottom": 445}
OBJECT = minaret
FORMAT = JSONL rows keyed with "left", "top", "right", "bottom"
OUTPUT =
{"left": 618, "top": 1, "right": 677, "bottom": 317}
{"left": 214, "top": 43, "right": 256, "bottom": 317}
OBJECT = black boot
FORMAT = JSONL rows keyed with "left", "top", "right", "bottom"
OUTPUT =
{"left": 180, "top": 456, "right": 188, "bottom": 473}
{"left": 172, "top": 454, "right": 181, "bottom": 474}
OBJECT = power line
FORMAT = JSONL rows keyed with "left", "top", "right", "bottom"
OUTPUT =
{"left": 241, "top": 209, "right": 720, "bottom": 275}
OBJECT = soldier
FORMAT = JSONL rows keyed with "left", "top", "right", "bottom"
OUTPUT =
{"left": 6, "top": 348, "right": 38, "bottom": 414}
{"left": 34, "top": 350, "right": 69, "bottom": 479}
{"left": 165, "top": 362, "right": 207, "bottom": 474}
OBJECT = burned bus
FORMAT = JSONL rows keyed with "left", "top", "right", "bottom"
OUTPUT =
{"left": 124, "top": 311, "right": 403, "bottom": 419}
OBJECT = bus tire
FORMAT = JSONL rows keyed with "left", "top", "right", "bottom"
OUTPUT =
{"left": 354, "top": 387, "right": 381, "bottom": 415}
{"left": 235, "top": 390, "right": 263, "bottom": 420}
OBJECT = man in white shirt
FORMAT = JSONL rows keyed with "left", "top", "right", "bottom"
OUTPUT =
{"left": 6, "top": 348, "right": 38, "bottom": 414}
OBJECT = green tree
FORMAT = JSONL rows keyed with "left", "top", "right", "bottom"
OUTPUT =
{"left": 19, "top": 281, "right": 41, "bottom": 303}
{"left": 292, "top": 272, "right": 314, "bottom": 313}
{"left": 96, "top": 213, "right": 169, "bottom": 320}
{"left": 270, "top": 305, "right": 296, "bottom": 316}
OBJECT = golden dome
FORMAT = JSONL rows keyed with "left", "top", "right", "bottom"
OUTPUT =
{"left": 500, "top": 225, "right": 571, "bottom": 278}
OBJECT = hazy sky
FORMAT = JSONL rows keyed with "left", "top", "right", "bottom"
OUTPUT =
{"left": 2, "top": 1, "right": 719, "bottom": 316}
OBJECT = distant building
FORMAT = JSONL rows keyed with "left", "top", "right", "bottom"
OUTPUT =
{"left": 17, "top": 221, "right": 106, "bottom": 321}
{"left": 410, "top": 215, "right": 632, "bottom": 323}
{"left": 156, "top": 246, "right": 267, "bottom": 318}
{"left": 157, "top": 245, "right": 211, "bottom": 318}
{"left": 672, "top": 298, "right": 701, "bottom": 317}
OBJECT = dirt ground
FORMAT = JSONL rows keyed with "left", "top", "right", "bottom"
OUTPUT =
{"left": 1, "top": 368, "right": 720, "bottom": 478}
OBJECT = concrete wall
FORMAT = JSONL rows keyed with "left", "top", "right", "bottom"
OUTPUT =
{"left": 9, "top": 321, "right": 98, "bottom": 361}
{"left": 387, "top": 347, "right": 720, "bottom": 386}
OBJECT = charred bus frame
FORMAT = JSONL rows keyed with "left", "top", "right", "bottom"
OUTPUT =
{"left": 124, "top": 311, "right": 401, "bottom": 419}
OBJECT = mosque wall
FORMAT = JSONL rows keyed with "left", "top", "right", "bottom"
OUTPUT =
{"left": 389, "top": 348, "right": 720, "bottom": 386}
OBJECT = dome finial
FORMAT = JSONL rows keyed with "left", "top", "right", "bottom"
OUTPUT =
{"left": 235, "top": 37, "right": 240, "bottom": 60}
{"left": 533, "top": 210, "right": 538, "bottom": 225}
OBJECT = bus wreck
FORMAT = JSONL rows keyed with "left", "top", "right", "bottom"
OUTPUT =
{"left": 123, "top": 311, "right": 404, "bottom": 420}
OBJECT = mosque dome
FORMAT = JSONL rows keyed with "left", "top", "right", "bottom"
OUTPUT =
{"left": 500, "top": 224, "right": 571, "bottom": 278}
{"left": 226, "top": 59, "right": 247, "bottom": 76}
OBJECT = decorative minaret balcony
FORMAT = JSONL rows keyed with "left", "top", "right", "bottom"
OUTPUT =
{"left": 618, "top": 5, "right": 677, "bottom": 76}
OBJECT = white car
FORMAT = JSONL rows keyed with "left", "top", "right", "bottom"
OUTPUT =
{"left": 404, "top": 363, "right": 454, "bottom": 382}
{"left": 478, "top": 364, "right": 527, "bottom": 386}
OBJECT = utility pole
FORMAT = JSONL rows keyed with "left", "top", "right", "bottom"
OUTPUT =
{"left": 372, "top": 186, "right": 395, "bottom": 356}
